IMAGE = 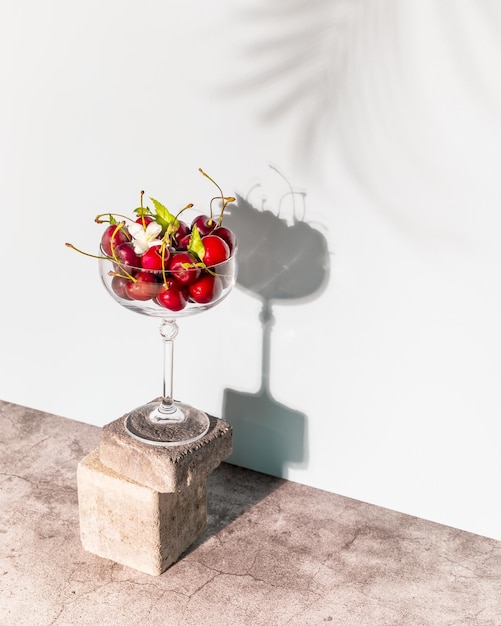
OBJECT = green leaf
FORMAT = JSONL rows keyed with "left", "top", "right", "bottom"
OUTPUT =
{"left": 188, "top": 225, "right": 205, "bottom": 262}
{"left": 133, "top": 206, "right": 152, "bottom": 217}
{"left": 149, "top": 197, "right": 178, "bottom": 233}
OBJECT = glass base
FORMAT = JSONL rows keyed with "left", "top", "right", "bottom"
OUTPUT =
{"left": 124, "top": 400, "right": 210, "bottom": 446}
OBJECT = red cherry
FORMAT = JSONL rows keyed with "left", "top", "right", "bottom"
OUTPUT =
{"left": 175, "top": 233, "right": 191, "bottom": 251}
{"left": 191, "top": 214, "right": 216, "bottom": 236}
{"left": 111, "top": 275, "right": 132, "bottom": 300}
{"left": 156, "top": 278, "right": 188, "bottom": 311}
{"left": 212, "top": 226, "right": 236, "bottom": 253}
{"left": 141, "top": 245, "right": 169, "bottom": 270}
{"left": 172, "top": 220, "right": 190, "bottom": 244}
{"left": 168, "top": 251, "right": 201, "bottom": 285}
{"left": 188, "top": 272, "right": 223, "bottom": 304}
{"left": 125, "top": 271, "right": 160, "bottom": 300}
{"left": 101, "top": 224, "right": 131, "bottom": 256}
{"left": 134, "top": 215, "right": 154, "bottom": 227}
{"left": 114, "top": 242, "right": 141, "bottom": 268}
{"left": 202, "top": 235, "right": 230, "bottom": 266}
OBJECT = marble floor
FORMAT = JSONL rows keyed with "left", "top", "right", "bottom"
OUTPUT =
{"left": 1, "top": 399, "right": 500, "bottom": 625}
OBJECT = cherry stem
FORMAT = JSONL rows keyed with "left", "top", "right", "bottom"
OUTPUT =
{"left": 136, "top": 191, "right": 151, "bottom": 229}
{"left": 199, "top": 167, "right": 225, "bottom": 221}
{"left": 175, "top": 203, "right": 194, "bottom": 219}
{"left": 95, "top": 213, "right": 134, "bottom": 224}
{"left": 109, "top": 270, "right": 134, "bottom": 281}
{"left": 65, "top": 243, "right": 108, "bottom": 260}
{"left": 66, "top": 220, "right": 136, "bottom": 282}
{"left": 161, "top": 244, "right": 169, "bottom": 285}
{"left": 106, "top": 222, "right": 135, "bottom": 281}
{"left": 210, "top": 195, "right": 236, "bottom": 227}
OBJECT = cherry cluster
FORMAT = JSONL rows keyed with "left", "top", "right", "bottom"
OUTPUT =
{"left": 67, "top": 169, "right": 237, "bottom": 312}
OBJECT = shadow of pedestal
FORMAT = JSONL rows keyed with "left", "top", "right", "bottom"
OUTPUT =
{"left": 223, "top": 388, "right": 308, "bottom": 477}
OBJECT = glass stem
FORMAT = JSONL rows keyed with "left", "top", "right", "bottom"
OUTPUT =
{"left": 159, "top": 319, "right": 179, "bottom": 415}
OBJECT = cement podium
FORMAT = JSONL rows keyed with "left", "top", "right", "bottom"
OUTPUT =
{"left": 77, "top": 411, "right": 232, "bottom": 575}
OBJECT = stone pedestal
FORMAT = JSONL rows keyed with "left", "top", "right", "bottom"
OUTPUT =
{"left": 77, "top": 412, "right": 232, "bottom": 576}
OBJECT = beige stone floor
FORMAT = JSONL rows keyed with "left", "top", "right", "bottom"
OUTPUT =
{"left": 1, "top": 399, "right": 501, "bottom": 626}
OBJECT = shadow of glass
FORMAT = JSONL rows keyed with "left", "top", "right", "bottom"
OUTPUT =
{"left": 230, "top": 192, "right": 330, "bottom": 301}
{"left": 221, "top": 173, "right": 330, "bottom": 479}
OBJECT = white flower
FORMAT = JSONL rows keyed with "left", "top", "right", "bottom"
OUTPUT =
{"left": 128, "top": 221, "right": 163, "bottom": 254}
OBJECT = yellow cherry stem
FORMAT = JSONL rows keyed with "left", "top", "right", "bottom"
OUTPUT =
{"left": 94, "top": 213, "right": 135, "bottom": 224}
{"left": 65, "top": 243, "right": 108, "bottom": 260}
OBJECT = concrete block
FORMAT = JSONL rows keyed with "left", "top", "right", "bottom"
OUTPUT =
{"left": 77, "top": 449, "right": 207, "bottom": 576}
{"left": 99, "top": 412, "right": 232, "bottom": 493}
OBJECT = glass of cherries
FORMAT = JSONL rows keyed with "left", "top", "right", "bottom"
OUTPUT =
{"left": 67, "top": 169, "right": 237, "bottom": 446}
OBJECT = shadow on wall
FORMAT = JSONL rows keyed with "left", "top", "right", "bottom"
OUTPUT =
{"left": 222, "top": 0, "right": 362, "bottom": 160}
{"left": 222, "top": 167, "right": 330, "bottom": 478}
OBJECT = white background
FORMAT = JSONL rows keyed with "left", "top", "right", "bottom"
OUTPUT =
{"left": 1, "top": 0, "right": 501, "bottom": 540}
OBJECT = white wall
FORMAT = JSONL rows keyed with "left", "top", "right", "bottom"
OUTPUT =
{"left": 1, "top": 0, "right": 501, "bottom": 541}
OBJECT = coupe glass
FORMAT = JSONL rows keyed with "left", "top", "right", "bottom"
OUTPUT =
{"left": 99, "top": 243, "right": 237, "bottom": 446}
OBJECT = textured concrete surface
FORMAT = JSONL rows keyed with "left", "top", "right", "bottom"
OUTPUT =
{"left": 1, "top": 399, "right": 501, "bottom": 625}
{"left": 78, "top": 450, "right": 207, "bottom": 575}
{"left": 100, "top": 410, "right": 232, "bottom": 492}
